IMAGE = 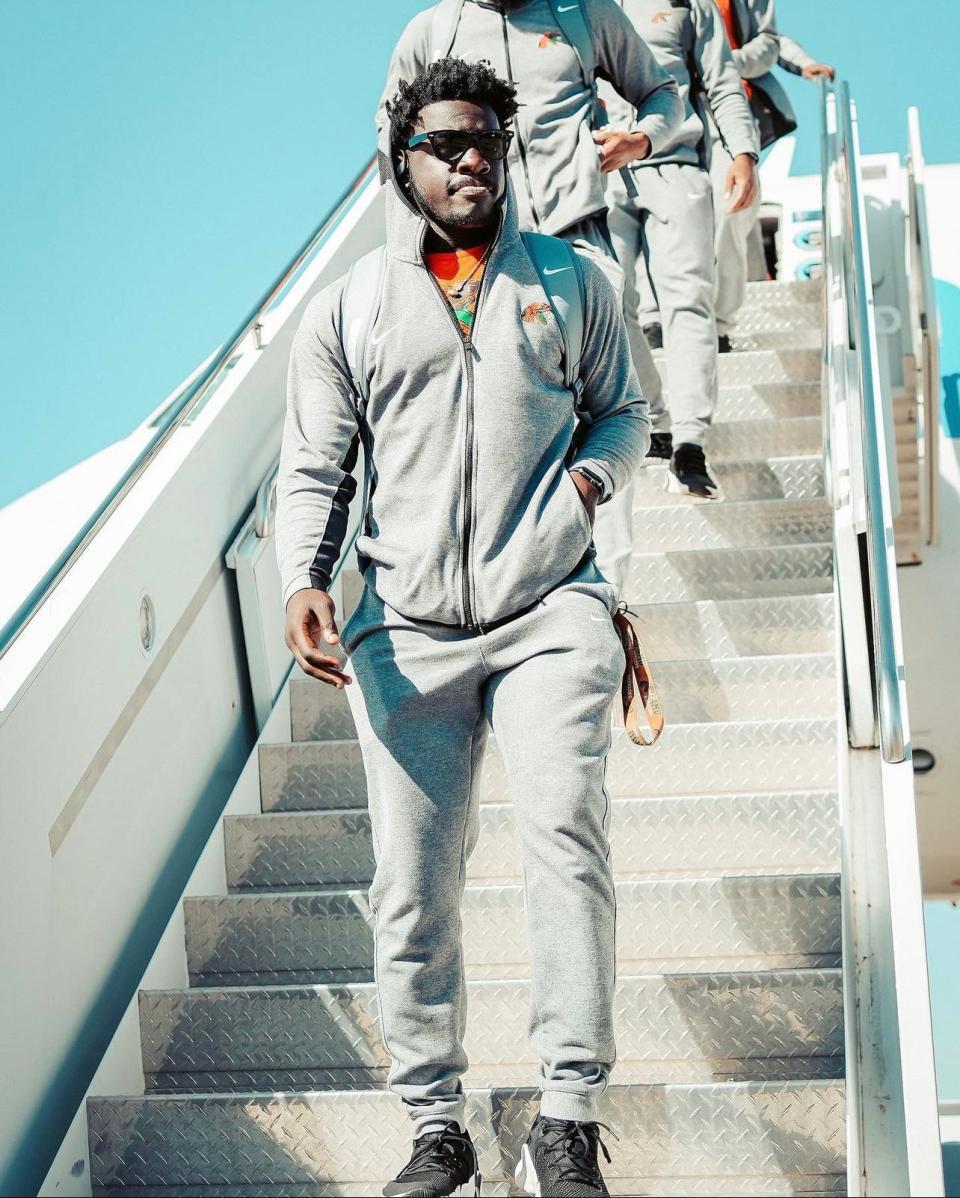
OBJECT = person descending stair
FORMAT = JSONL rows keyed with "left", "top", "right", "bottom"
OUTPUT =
{"left": 378, "top": 0, "right": 682, "bottom": 596}
{"left": 602, "top": 0, "right": 760, "bottom": 501}
{"left": 276, "top": 58, "right": 650, "bottom": 1198}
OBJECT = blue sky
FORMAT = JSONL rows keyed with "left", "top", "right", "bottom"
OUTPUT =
{"left": 3, "top": 0, "right": 960, "bottom": 509}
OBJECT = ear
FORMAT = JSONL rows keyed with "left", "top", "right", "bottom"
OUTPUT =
{"left": 396, "top": 150, "right": 408, "bottom": 178}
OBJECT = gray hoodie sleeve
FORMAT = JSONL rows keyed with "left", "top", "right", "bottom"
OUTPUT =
{"left": 569, "top": 257, "right": 651, "bottom": 500}
{"left": 777, "top": 33, "right": 816, "bottom": 74}
{"left": 730, "top": 0, "right": 780, "bottom": 81}
{"left": 275, "top": 284, "right": 361, "bottom": 610}
{"left": 376, "top": 9, "right": 433, "bottom": 142}
{"left": 693, "top": 0, "right": 759, "bottom": 160}
{"left": 586, "top": 0, "right": 683, "bottom": 156}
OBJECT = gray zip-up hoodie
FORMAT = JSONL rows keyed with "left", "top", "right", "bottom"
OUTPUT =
{"left": 378, "top": 0, "right": 682, "bottom": 237}
{"left": 276, "top": 171, "right": 650, "bottom": 629}
{"left": 601, "top": 0, "right": 758, "bottom": 168}
{"left": 721, "top": 0, "right": 797, "bottom": 138}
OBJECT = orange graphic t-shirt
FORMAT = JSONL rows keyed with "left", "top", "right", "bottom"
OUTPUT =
{"left": 425, "top": 243, "right": 489, "bottom": 337}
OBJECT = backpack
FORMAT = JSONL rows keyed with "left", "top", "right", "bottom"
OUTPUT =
{"left": 336, "top": 232, "right": 587, "bottom": 540}
{"left": 430, "top": 0, "right": 638, "bottom": 196}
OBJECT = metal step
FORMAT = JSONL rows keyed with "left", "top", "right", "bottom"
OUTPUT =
{"left": 727, "top": 327, "right": 823, "bottom": 351}
{"left": 624, "top": 542, "right": 832, "bottom": 605}
{"left": 184, "top": 872, "right": 841, "bottom": 986}
{"left": 716, "top": 349, "right": 820, "bottom": 387}
{"left": 262, "top": 716, "right": 836, "bottom": 812}
{"left": 87, "top": 1079, "right": 845, "bottom": 1196}
{"left": 225, "top": 789, "right": 839, "bottom": 890}
{"left": 712, "top": 380, "right": 820, "bottom": 423}
{"left": 640, "top": 498, "right": 831, "bottom": 551}
{"left": 288, "top": 637, "right": 834, "bottom": 747}
{"left": 634, "top": 454, "right": 823, "bottom": 504}
{"left": 139, "top": 969, "right": 843, "bottom": 1093}
{"left": 744, "top": 279, "right": 822, "bottom": 306}
{"left": 640, "top": 594, "right": 835, "bottom": 661}
{"left": 706, "top": 416, "right": 821, "bottom": 461}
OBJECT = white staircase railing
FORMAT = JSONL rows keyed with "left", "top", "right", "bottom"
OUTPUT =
{"left": 820, "top": 80, "right": 943, "bottom": 1196}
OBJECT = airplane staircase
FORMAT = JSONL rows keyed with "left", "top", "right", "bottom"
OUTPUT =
{"left": 72, "top": 83, "right": 944, "bottom": 1198}
{"left": 84, "top": 278, "right": 850, "bottom": 1195}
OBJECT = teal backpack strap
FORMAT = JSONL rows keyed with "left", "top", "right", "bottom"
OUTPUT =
{"left": 430, "top": 0, "right": 465, "bottom": 60}
{"left": 546, "top": 0, "right": 595, "bottom": 92}
{"left": 552, "top": 0, "right": 638, "bottom": 198}
{"left": 339, "top": 246, "right": 386, "bottom": 416}
{"left": 521, "top": 231, "right": 586, "bottom": 407}
{"left": 337, "top": 245, "right": 386, "bottom": 555}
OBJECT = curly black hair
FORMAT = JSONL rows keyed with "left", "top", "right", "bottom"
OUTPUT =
{"left": 386, "top": 57, "right": 520, "bottom": 160}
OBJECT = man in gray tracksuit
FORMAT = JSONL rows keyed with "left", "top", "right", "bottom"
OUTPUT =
{"left": 379, "top": 0, "right": 681, "bottom": 594}
{"left": 278, "top": 58, "right": 648, "bottom": 1198}
{"left": 712, "top": 1, "right": 836, "bottom": 337}
{"left": 603, "top": 0, "right": 758, "bottom": 500}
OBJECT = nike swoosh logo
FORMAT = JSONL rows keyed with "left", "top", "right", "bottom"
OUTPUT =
{"left": 542, "top": 266, "right": 571, "bottom": 276}
{"left": 369, "top": 324, "right": 399, "bottom": 347}
{"left": 557, "top": 3, "right": 579, "bottom": 10}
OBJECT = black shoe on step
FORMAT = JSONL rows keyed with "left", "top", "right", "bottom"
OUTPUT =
{"left": 717, "top": 333, "right": 733, "bottom": 353}
{"left": 646, "top": 431, "right": 673, "bottom": 461}
{"left": 669, "top": 442, "right": 722, "bottom": 500}
{"left": 642, "top": 322, "right": 664, "bottom": 350}
{"left": 383, "top": 1125, "right": 480, "bottom": 1197}
{"left": 515, "top": 1115, "right": 613, "bottom": 1196}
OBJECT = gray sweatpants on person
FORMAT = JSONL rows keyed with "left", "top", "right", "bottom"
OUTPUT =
{"left": 557, "top": 213, "right": 645, "bottom": 597}
{"left": 608, "top": 162, "right": 718, "bottom": 448}
{"left": 342, "top": 559, "right": 624, "bottom": 1136}
{"left": 711, "top": 135, "right": 762, "bottom": 335}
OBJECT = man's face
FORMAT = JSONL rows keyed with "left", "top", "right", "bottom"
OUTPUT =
{"left": 404, "top": 100, "right": 506, "bottom": 232}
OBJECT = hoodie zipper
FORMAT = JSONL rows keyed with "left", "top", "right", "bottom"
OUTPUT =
{"left": 420, "top": 229, "right": 495, "bottom": 630}
{"left": 499, "top": 6, "right": 543, "bottom": 232}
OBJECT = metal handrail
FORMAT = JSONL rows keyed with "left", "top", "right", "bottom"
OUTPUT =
{"left": 0, "top": 154, "right": 379, "bottom": 663}
{"left": 907, "top": 106, "right": 941, "bottom": 545}
{"left": 825, "top": 80, "right": 907, "bottom": 763}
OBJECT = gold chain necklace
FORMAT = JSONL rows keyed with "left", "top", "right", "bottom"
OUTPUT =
{"left": 448, "top": 242, "right": 493, "bottom": 299}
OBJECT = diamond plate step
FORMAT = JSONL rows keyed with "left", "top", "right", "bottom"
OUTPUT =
{"left": 732, "top": 301, "right": 821, "bottom": 332}
{"left": 290, "top": 637, "right": 829, "bottom": 747}
{"left": 744, "top": 279, "right": 822, "bottom": 306}
{"left": 261, "top": 716, "right": 836, "bottom": 812}
{"left": 727, "top": 327, "right": 823, "bottom": 351}
{"left": 639, "top": 595, "right": 835, "bottom": 660}
{"left": 185, "top": 872, "right": 841, "bottom": 986}
{"left": 624, "top": 543, "right": 832, "bottom": 605}
{"left": 634, "top": 454, "right": 824, "bottom": 505}
{"left": 716, "top": 349, "right": 820, "bottom": 387}
{"left": 225, "top": 789, "right": 839, "bottom": 890}
{"left": 712, "top": 381, "right": 820, "bottom": 423}
{"left": 87, "top": 1080, "right": 845, "bottom": 1195}
{"left": 706, "top": 416, "right": 821, "bottom": 461}
{"left": 140, "top": 969, "right": 843, "bottom": 1093}
{"left": 640, "top": 498, "right": 831, "bottom": 551}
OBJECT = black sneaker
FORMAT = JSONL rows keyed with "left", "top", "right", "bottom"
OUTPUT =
{"left": 383, "top": 1125, "right": 480, "bottom": 1197}
{"left": 642, "top": 322, "right": 664, "bottom": 350}
{"left": 669, "top": 442, "right": 722, "bottom": 500}
{"left": 515, "top": 1115, "right": 613, "bottom": 1196}
{"left": 646, "top": 431, "right": 673, "bottom": 461}
{"left": 717, "top": 333, "right": 733, "bottom": 353}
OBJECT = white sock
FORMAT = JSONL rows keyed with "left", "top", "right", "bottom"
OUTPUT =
{"left": 418, "top": 1118, "right": 464, "bottom": 1138}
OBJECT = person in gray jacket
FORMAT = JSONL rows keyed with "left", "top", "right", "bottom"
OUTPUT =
{"left": 602, "top": 0, "right": 759, "bottom": 500}
{"left": 277, "top": 58, "right": 649, "bottom": 1198}
{"left": 379, "top": 0, "right": 680, "bottom": 595}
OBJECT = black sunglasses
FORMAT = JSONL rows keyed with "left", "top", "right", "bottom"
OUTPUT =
{"left": 407, "top": 128, "right": 514, "bottom": 164}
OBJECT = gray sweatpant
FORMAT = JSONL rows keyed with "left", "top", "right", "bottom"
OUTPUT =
{"left": 342, "top": 559, "right": 624, "bottom": 1136}
{"left": 557, "top": 213, "right": 644, "bottom": 596}
{"left": 711, "top": 136, "right": 762, "bottom": 335}
{"left": 608, "top": 162, "right": 718, "bottom": 448}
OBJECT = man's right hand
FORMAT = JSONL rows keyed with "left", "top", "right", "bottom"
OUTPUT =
{"left": 284, "top": 589, "right": 353, "bottom": 688}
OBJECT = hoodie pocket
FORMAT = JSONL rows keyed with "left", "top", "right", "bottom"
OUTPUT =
{"left": 562, "top": 468, "right": 594, "bottom": 541}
